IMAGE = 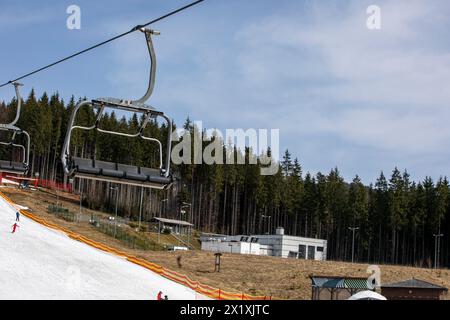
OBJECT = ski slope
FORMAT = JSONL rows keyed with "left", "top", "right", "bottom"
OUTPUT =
{"left": 0, "top": 195, "right": 207, "bottom": 300}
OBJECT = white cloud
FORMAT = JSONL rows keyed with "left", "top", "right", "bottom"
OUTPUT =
{"left": 102, "top": 0, "right": 450, "bottom": 181}
{"left": 234, "top": 0, "right": 450, "bottom": 155}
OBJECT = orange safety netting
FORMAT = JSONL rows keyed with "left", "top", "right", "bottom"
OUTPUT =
{"left": 0, "top": 190, "right": 274, "bottom": 300}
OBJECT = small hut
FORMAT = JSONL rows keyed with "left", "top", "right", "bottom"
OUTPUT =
{"left": 381, "top": 278, "right": 448, "bottom": 300}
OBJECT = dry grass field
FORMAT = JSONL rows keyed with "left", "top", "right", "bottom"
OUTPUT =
{"left": 1, "top": 184, "right": 449, "bottom": 300}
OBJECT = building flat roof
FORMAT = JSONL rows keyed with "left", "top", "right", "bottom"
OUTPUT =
{"left": 254, "top": 234, "right": 327, "bottom": 242}
{"left": 152, "top": 217, "right": 193, "bottom": 227}
{"left": 200, "top": 232, "right": 228, "bottom": 237}
{"left": 201, "top": 233, "right": 327, "bottom": 243}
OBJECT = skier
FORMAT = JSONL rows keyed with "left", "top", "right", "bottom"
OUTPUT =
{"left": 164, "top": 295, "right": 169, "bottom": 300}
{"left": 16, "top": 211, "right": 20, "bottom": 222}
{"left": 11, "top": 223, "right": 19, "bottom": 233}
{"left": 157, "top": 291, "right": 163, "bottom": 300}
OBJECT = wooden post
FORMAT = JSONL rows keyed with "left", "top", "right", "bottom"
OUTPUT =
{"left": 214, "top": 252, "right": 222, "bottom": 272}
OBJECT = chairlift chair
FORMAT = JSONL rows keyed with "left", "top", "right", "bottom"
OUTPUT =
{"left": 61, "top": 28, "right": 173, "bottom": 190}
{"left": 0, "top": 82, "right": 31, "bottom": 175}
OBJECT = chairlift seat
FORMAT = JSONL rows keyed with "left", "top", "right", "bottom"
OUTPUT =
{"left": 12, "top": 162, "right": 26, "bottom": 171}
{"left": 72, "top": 157, "right": 172, "bottom": 186}
{"left": 141, "top": 168, "right": 172, "bottom": 184}
{"left": 0, "top": 83, "right": 30, "bottom": 176}
{"left": 118, "top": 164, "right": 147, "bottom": 182}
{"left": 62, "top": 30, "right": 173, "bottom": 190}
{"left": 95, "top": 160, "right": 123, "bottom": 178}
{"left": 141, "top": 167, "right": 171, "bottom": 184}
{"left": 0, "top": 160, "right": 27, "bottom": 175}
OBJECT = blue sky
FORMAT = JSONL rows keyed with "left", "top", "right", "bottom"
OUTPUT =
{"left": 1, "top": 0, "right": 450, "bottom": 184}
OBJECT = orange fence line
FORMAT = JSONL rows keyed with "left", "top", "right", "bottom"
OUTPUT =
{"left": 0, "top": 190, "right": 275, "bottom": 300}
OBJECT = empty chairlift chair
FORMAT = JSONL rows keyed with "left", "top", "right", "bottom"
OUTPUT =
{"left": 61, "top": 28, "right": 173, "bottom": 190}
{"left": 0, "top": 82, "right": 31, "bottom": 175}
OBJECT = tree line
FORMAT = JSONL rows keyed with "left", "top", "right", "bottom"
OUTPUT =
{"left": 1, "top": 90, "right": 449, "bottom": 268}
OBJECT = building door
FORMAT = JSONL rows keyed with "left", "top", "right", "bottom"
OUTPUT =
{"left": 316, "top": 246, "right": 324, "bottom": 260}
{"left": 298, "top": 245, "right": 306, "bottom": 259}
{"left": 307, "top": 246, "right": 315, "bottom": 260}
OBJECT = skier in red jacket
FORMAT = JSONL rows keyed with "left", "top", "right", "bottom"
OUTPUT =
{"left": 11, "top": 223, "right": 19, "bottom": 233}
{"left": 157, "top": 291, "right": 163, "bottom": 300}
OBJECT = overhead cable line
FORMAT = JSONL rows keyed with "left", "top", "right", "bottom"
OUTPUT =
{"left": 0, "top": 0, "right": 205, "bottom": 88}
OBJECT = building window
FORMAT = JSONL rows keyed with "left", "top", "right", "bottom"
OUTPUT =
{"left": 317, "top": 246, "right": 324, "bottom": 252}
{"left": 298, "top": 245, "right": 306, "bottom": 259}
{"left": 308, "top": 246, "right": 315, "bottom": 260}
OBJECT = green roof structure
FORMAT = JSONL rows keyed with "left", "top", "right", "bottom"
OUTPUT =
{"left": 310, "top": 275, "right": 374, "bottom": 300}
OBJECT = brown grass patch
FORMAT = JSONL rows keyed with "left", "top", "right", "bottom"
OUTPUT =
{"left": 1, "top": 185, "right": 449, "bottom": 300}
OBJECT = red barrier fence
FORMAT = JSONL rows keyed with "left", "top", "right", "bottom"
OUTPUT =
{"left": 0, "top": 173, "right": 71, "bottom": 192}
{"left": 1, "top": 173, "right": 38, "bottom": 187}
{"left": 38, "top": 179, "right": 72, "bottom": 193}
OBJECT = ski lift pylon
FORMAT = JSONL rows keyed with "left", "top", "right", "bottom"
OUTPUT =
{"left": 61, "top": 28, "right": 173, "bottom": 190}
{"left": 0, "top": 82, "right": 31, "bottom": 176}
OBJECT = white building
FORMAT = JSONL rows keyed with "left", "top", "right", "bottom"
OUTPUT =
{"left": 201, "top": 238, "right": 261, "bottom": 255}
{"left": 200, "top": 227, "right": 327, "bottom": 261}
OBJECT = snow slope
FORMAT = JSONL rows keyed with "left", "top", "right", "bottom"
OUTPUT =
{"left": 0, "top": 195, "right": 206, "bottom": 300}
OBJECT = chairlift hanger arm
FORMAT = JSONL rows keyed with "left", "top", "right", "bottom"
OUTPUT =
{"left": 61, "top": 100, "right": 92, "bottom": 175}
{"left": 134, "top": 28, "right": 159, "bottom": 105}
{"left": 9, "top": 82, "right": 23, "bottom": 126}
{"left": 0, "top": 82, "right": 23, "bottom": 128}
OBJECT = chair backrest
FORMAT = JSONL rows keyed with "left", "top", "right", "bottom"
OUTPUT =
{"left": 0, "top": 160, "right": 11, "bottom": 166}
{"left": 118, "top": 164, "right": 140, "bottom": 175}
{"left": 140, "top": 166, "right": 161, "bottom": 177}
{"left": 11, "top": 162, "right": 26, "bottom": 170}
{"left": 73, "top": 157, "right": 94, "bottom": 169}
{"left": 95, "top": 161, "right": 117, "bottom": 171}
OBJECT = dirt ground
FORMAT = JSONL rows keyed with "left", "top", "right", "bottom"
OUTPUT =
{"left": 1, "top": 184, "right": 450, "bottom": 300}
